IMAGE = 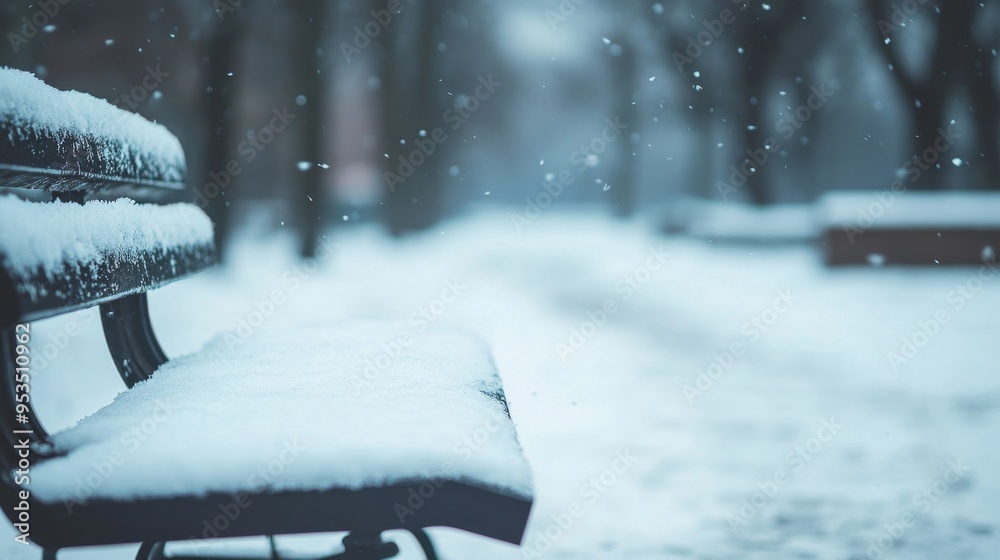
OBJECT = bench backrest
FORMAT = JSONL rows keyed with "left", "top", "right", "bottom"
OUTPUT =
{"left": 0, "top": 68, "right": 188, "bottom": 199}
{"left": 0, "top": 69, "right": 217, "bottom": 477}
{"left": 0, "top": 68, "right": 217, "bottom": 327}
{"left": 0, "top": 196, "right": 217, "bottom": 330}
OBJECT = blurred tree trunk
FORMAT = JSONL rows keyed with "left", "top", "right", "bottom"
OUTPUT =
{"left": 730, "top": 1, "right": 806, "bottom": 206}
{"left": 411, "top": 0, "right": 444, "bottom": 228}
{"left": 739, "top": 69, "right": 771, "bottom": 206}
{"left": 779, "top": 3, "right": 837, "bottom": 201}
{"left": 610, "top": 37, "right": 639, "bottom": 217}
{"left": 664, "top": 13, "right": 716, "bottom": 203}
{"left": 960, "top": 6, "right": 1000, "bottom": 190}
{"left": 966, "top": 51, "right": 1000, "bottom": 189}
{"left": 383, "top": 0, "right": 442, "bottom": 236}
{"left": 376, "top": 0, "right": 404, "bottom": 233}
{"left": 867, "top": 0, "right": 976, "bottom": 190}
{"left": 291, "top": 1, "right": 330, "bottom": 258}
{"left": 202, "top": 11, "right": 244, "bottom": 258}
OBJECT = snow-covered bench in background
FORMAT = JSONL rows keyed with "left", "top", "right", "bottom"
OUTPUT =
{"left": 0, "top": 69, "right": 533, "bottom": 560}
{"left": 820, "top": 192, "right": 1000, "bottom": 266}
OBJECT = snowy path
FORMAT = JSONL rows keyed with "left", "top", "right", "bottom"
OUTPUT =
{"left": 3, "top": 211, "right": 998, "bottom": 559}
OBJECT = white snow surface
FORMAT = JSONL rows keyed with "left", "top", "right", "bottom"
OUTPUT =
{"left": 0, "top": 67, "right": 185, "bottom": 183}
{"left": 30, "top": 320, "right": 531, "bottom": 502}
{"left": 3, "top": 208, "right": 998, "bottom": 559}
{"left": 0, "top": 195, "right": 214, "bottom": 279}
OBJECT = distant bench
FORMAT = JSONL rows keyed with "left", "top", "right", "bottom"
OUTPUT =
{"left": 820, "top": 192, "right": 1000, "bottom": 266}
{"left": 0, "top": 68, "right": 532, "bottom": 560}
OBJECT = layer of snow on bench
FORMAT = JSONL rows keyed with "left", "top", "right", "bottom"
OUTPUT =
{"left": 0, "top": 67, "right": 185, "bottom": 181}
{"left": 0, "top": 195, "right": 213, "bottom": 279}
{"left": 29, "top": 320, "right": 532, "bottom": 502}
{"left": 820, "top": 192, "right": 1000, "bottom": 228}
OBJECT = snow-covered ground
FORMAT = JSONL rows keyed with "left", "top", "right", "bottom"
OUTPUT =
{"left": 3, "top": 209, "right": 998, "bottom": 560}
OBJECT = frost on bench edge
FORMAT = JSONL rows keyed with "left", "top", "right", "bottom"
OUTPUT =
{"left": 0, "top": 195, "right": 214, "bottom": 282}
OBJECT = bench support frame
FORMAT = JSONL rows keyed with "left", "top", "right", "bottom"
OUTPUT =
{"left": 125, "top": 529, "right": 437, "bottom": 560}
{"left": 0, "top": 327, "right": 53, "bottom": 469}
{"left": 100, "top": 293, "right": 168, "bottom": 388}
{"left": 0, "top": 291, "right": 165, "bottom": 474}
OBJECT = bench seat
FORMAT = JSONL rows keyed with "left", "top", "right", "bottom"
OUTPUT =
{"left": 22, "top": 321, "right": 533, "bottom": 548}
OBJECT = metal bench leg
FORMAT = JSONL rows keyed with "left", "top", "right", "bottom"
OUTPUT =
{"left": 101, "top": 293, "right": 168, "bottom": 388}
{"left": 408, "top": 529, "right": 438, "bottom": 560}
{"left": 323, "top": 530, "right": 437, "bottom": 560}
{"left": 135, "top": 542, "right": 166, "bottom": 560}
{"left": 326, "top": 532, "right": 399, "bottom": 559}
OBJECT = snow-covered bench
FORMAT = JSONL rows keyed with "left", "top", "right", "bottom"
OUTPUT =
{"left": 0, "top": 69, "right": 533, "bottom": 560}
{"left": 820, "top": 192, "right": 1000, "bottom": 266}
